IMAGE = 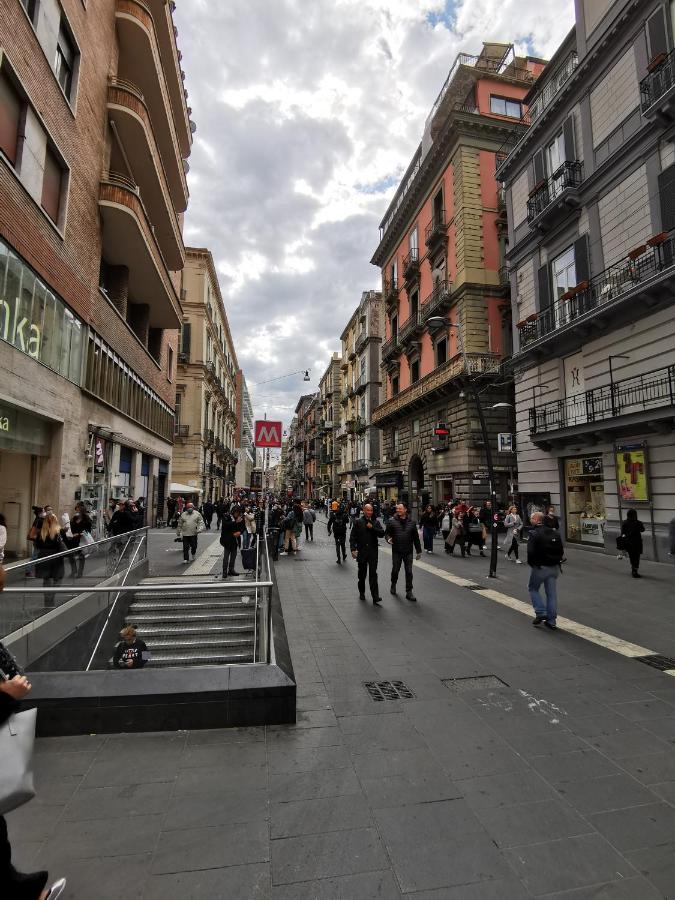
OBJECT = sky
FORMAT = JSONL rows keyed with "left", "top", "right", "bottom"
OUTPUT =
{"left": 175, "top": 0, "right": 575, "bottom": 434}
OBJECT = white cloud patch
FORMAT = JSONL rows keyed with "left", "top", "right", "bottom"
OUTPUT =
{"left": 176, "top": 0, "right": 574, "bottom": 426}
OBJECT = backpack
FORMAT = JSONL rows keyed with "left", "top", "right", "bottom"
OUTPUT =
{"left": 538, "top": 526, "right": 565, "bottom": 566}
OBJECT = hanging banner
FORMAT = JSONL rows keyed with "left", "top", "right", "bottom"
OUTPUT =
{"left": 94, "top": 436, "right": 106, "bottom": 474}
{"left": 615, "top": 443, "right": 649, "bottom": 502}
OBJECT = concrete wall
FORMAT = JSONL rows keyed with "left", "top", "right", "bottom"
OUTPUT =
{"left": 590, "top": 46, "right": 639, "bottom": 149}
{"left": 598, "top": 164, "right": 653, "bottom": 264}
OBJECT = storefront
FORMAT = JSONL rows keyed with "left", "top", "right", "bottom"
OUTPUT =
{"left": 375, "top": 470, "right": 403, "bottom": 502}
{"left": 433, "top": 474, "right": 453, "bottom": 505}
{"left": 563, "top": 455, "right": 606, "bottom": 546}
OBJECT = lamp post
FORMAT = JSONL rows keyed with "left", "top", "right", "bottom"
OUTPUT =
{"left": 427, "top": 315, "right": 499, "bottom": 577}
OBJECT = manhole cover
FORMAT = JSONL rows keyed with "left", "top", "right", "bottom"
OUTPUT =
{"left": 635, "top": 655, "right": 675, "bottom": 671}
{"left": 442, "top": 675, "right": 508, "bottom": 692}
{"left": 364, "top": 680, "right": 415, "bottom": 701}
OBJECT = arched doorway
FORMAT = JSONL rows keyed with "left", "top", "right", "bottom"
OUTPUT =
{"left": 408, "top": 455, "right": 427, "bottom": 523}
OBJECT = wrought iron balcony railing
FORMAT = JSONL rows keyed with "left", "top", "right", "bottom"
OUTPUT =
{"left": 402, "top": 247, "right": 420, "bottom": 282}
{"left": 398, "top": 308, "right": 424, "bottom": 344}
{"left": 529, "top": 364, "right": 675, "bottom": 435}
{"left": 640, "top": 48, "right": 675, "bottom": 116}
{"left": 381, "top": 333, "right": 401, "bottom": 362}
{"left": 421, "top": 280, "right": 451, "bottom": 321}
{"left": 526, "top": 161, "right": 583, "bottom": 224}
{"left": 384, "top": 277, "right": 399, "bottom": 305}
{"left": 424, "top": 211, "right": 448, "bottom": 246}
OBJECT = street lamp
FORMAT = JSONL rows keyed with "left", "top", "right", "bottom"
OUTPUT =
{"left": 252, "top": 369, "right": 311, "bottom": 386}
{"left": 427, "top": 315, "right": 499, "bottom": 578}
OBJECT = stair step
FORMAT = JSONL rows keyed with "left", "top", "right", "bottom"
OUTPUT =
{"left": 149, "top": 650, "right": 254, "bottom": 665}
{"left": 146, "top": 636, "right": 254, "bottom": 650}
{"left": 134, "top": 623, "right": 254, "bottom": 636}
{"left": 126, "top": 611, "right": 255, "bottom": 624}
{"left": 134, "top": 588, "right": 256, "bottom": 601}
{"left": 131, "top": 599, "right": 251, "bottom": 611}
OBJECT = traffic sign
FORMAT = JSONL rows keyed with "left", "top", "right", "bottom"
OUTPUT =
{"left": 254, "top": 420, "right": 282, "bottom": 447}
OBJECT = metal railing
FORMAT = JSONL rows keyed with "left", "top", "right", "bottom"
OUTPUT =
{"left": 519, "top": 229, "right": 675, "bottom": 348}
{"left": 403, "top": 247, "right": 420, "bottom": 279}
{"left": 425, "top": 211, "right": 447, "bottom": 244}
{"left": 529, "top": 364, "right": 675, "bottom": 434}
{"left": 398, "top": 308, "right": 423, "bottom": 343}
{"left": 383, "top": 277, "right": 398, "bottom": 302}
{"left": 526, "top": 161, "right": 583, "bottom": 222}
{"left": 381, "top": 333, "right": 400, "bottom": 361}
{"left": 421, "top": 280, "right": 451, "bottom": 321}
{"left": 640, "top": 48, "right": 675, "bottom": 113}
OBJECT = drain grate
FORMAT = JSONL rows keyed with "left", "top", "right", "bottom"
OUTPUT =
{"left": 635, "top": 654, "right": 675, "bottom": 671}
{"left": 364, "top": 680, "right": 415, "bottom": 701}
{"left": 442, "top": 675, "right": 508, "bottom": 692}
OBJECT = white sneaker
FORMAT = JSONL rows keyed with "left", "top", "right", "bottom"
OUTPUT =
{"left": 46, "top": 880, "right": 67, "bottom": 900}
{"left": 504, "top": 553, "right": 509, "bottom": 560}
{"left": 515, "top": 559, "right": 523, "bottom": 565}
{"left": 482, "top": 545, "right": 488, "bottom": 550}
{"left": 182, "top": 559, "right": 190, "bottom": 564}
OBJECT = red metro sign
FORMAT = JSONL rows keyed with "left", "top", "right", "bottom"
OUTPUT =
{"left": 254, "top": 420, "right": 283, "bottom": 448}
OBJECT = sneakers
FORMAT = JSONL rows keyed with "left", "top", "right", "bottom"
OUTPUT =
{"left": 406, "top": 593, "right": 417, "bottom": 602}
{"left": 505, "top": 553, "right": 510, "bottom": 560}
{"left": 532, "top": 615, "right": 546, "bottom": 626}
{"left": 182, "top": 559, "right": 190, "bottom": 564}
{"left": 515, "top": 559, "right": 523, "bottom": 565}
{"left": 46, "top": 879, "right": 67, "bottom": 900}
{"left": 482, "top": 545, "right": 488, "bottom": 551}
{"left": 390, "top": 584, "right": 397, "bottom": 595}
{"left": 372, "top": 596, "right": 382, "bottom": 605}
{"left": 336, "top": 559, "right": 341, "bottom": 565}
{"left": 425, "top": 549, "right": 432, "bottom": 554}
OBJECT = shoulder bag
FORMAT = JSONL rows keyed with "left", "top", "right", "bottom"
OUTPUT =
{"left": 0, "top": 706, "right": 37, "bottom": 814}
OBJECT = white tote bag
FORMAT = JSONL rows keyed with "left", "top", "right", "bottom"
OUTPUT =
{"left": 0, "top": 707, "right": 37, "bottom": 814}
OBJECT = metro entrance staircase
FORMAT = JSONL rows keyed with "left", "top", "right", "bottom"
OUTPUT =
{"left": 125, "top": 581, "right": 258, "bottom": 666}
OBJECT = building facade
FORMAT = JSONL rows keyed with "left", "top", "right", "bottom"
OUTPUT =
{"left": 336, "top": 290, "right": 383, "bottom": 500}
{"left": 235, "top": 370, "right": 254, "bottom": 489}
{"left": 316, "top": 352, "right": 342, "bottom": 499}
{"left": 370, "top": 44, "right": 545, "bottom": 520}
{"left": 0, "top": 0, "right": 193, "bottom": 544}
{"left": 500, "top": 0, "right": 675, "bottom": 559}
{"left": 173, "top": 248, "right": 238, "bottom": 501}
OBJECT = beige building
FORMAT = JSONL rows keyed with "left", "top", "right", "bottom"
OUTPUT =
{"left": 316, "top": 353, "right": 342, "bottom": 498}
{"left": 173, "top": 248, "right": 239, "bottom": 501}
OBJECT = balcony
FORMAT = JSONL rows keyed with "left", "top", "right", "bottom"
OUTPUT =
{"left": 174, "top": 424, "right": 189, "bottom": 439}
{"left": 355, "top": 330, "right": 369, "bottom": 355}
{"left": 115, "top": 0, "right": 189, "bottom": 212}
{"left": 640, "top": 48, "right": 675, "bottom": 121}
{"left": 347, "top": 416, "right": 367, "bottom": 436}
{"left": 424, "top": 211, "right": 448, "bottom": 251}
{"left": 340, "top": 389, "right": 350, "bottom": 405}
{"left": 335, "top": 424, "right": 348, "bottom": 440}
{"left": 421, "top": 280, "right": 452, "bottom": 321}
{"left": 516, "top": 230, "right": 675, "bottom": 358}
{"left": 403, "top": 248, "right": 420, "bottom": 284}
{"left": 206, "top": 428, "right": 215, "bottom": 446}
{"left": 348, "top": 343, "right": 356, "bottom": 360}
{"left": 372, "top": 352, "right": 501, "bottom": 426}
{"left": 354, "top": 373, "right": 368, "bottom": 394}
{"left": 99, "top": 172, "right": 181, "bottom": 328}
{"left": 353, "top": 458, "right": 370, "bottom": 473}
{"left": 384, "top": 277, "right": 399, "bottom": 309}
{"left": 381, "top": 333, "right": 401, "bottom": 365}
{"left": 529, "top": 364, "right": 675, "bottom": 447}
{"left": 398, "top": 308, "right": 424, "bottom": 346}
{"left": 526, "top": 162, "right": 583, "bottom": 231}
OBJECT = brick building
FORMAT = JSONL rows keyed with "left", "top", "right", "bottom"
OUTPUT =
{"left": 500, "top": 0, "right": 675, "bottom": 559}
{"left": 0, "top": 0, "right": 192, "bottom": 544}
{"left": 172, "top": 249, "right": 238, "bottom": 502}
{"left": 371, "top": 44, "right": 545, "bottom": 519}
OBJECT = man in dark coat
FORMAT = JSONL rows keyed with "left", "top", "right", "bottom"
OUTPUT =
{"left": 220, "top": 506, "right": 243, "bottom": 577}
{"left": 349, "top": 503, "right": 385, "bottom": 604}
{"left": 386, "top": 502, "right": 422, "bottom": 601}
{"left": 202, "top": 500, "right": 214, "bottom": 530}
{"left": 327, "top": 503, "right": 349, "bottom": 564}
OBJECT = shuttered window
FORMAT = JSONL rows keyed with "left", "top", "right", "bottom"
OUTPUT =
{"left": 41, "top": 145, "right": 63, "bottom": 223}
{"left": 55, "top": 23, "right": 76, "bottom": 98}
{"left": 659, "top": 164, "right": 675, "bottom": 231}
{"left": 0, "top": 69, "right": 22, "bottom": 165}
{"left": 646, "top": 7, "right": 669, "bottom": 63}
{"left": 180, "top": 322, "right": 191, "bottom": 357}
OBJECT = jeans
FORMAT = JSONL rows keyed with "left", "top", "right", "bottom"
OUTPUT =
{"left": 243, "top": 531, "right": 254, "bottom": 549}
{"left": 422, "top": 526, "right": 434, "bottom": 551}
{"left": 357, "top": 553, "right": 379, "bottom": 599}
{"left": 528, "top": 565, "right": 559, "bottom": 624}
{"left": 507, "top": 535, "right": 519, "bottom": 559}
{"left": 305, "top": 523, "right": 314, "bottom": 541}
{"left": 182, "top": 535, "right": 198, "bottom": 561}
{"left": 391, "top": 551, "right": 414, "bottom": 593}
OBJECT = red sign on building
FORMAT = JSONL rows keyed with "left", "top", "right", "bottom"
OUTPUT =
{"left": 254, "top": 420, "right": 282, "bottom": 448}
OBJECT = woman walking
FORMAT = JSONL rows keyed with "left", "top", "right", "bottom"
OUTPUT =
{"left": 69, "top": 502, "right": 93, "bottom": 579}
{"left": 620, "top": 508, "right": 645, "bottom": 578}
{"left": 420, "top": 504, "right": 438, "bottom": 553}
{"left": 464, "top": 507, "right": 485, "bottom": 557}
{"left": 243, "top": 506, "right": 257, "bottom": 549}
{"left": 445, "top": 509, "right": 465, "bottom": 556}
{"left": 503, "top": 505, "right": 523, "bottom": 564}
{"left": 440, "top": 505, "right": 452, "bottom": 551}
{"left": 34, "top": 514, "right": 66, "bottom": 607}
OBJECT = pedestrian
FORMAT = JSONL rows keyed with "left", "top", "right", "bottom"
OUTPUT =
{"left": 440, "top": 505, "right": 452, "bottom": 552}
{"left": 386, "top": 502, "right": 422, "bottom": 601}
{"left": 166, "top": 496, "right": 177, "bottom": 527}
{"left": 303, "top": 505, "right": 316, "bottom": 541}
{"left": 220, "top": 506, "right": 243, "bottom": 577}
{"left": 620, "top": 508, "right": 645, "bottom": 578}
{"left": 478, "top": 500, "right": 493, "bottom": 550}
{"left": 503, "top": 504, "right": 523, "bottom": 564}
{"left": 0, "top": 513, "right": 6, "bottom": 563}
{"left": 327, "top": 503, "right": 349, "bottom": 564}
{"left": 202, "top": 499, "right": 214, "bottom": 530}
{"left": 109, "top": 500, "right": 134, "bottom": 536}
{"left": 243, "top": 506, "right": 257, "bottom": 549}
{"left": 420, "top": 504, "right": 437, "bottom": 554}
{"left": 34, "top": 513, "right": 67, "bottom": 607}
{"left": 176, "top": 501, "right": 205, "bottom": 564}
{"left": 527, "top": 510, "right": 565, "bottom": 630}
{"left": 349, "top": 503, "right": 384, "bottom": 604}
{"left": 445, "top": 509, "right": 465, "bottom": 556}
{"left": 464, "top": 507, "right": 485, "bottom": 557}
{"left": 68, "top": 502, "right": 93, "bottom": 579}
{"left": 543, "top": 504, "right": 560, "bottom": 530}
{"left": 348, "top": 500, "right": 360, "bottom": 529}
{"left": 112, "top": 625, "right": 149, "bottom": 669}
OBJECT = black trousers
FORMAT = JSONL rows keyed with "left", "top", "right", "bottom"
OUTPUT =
{"left": 357, "top": 553, "right": 379, "bottom": 599}
{"left": 334, "top": 534, "right": 346, "bottom": 560}
{"left": 222, "top": 544, "right": 238, "bottom": 574}
{"left": 0, "top": 813, "right": 47, "bottom": 899}
{"left": 507, "top": 535, "right": 519, "bottom": 559}
{"left": 391, "top": 551, "right": 414, "bottom": 593}
{"left": 182, "top": 535, "right": 198, "bottom": 560}
{"left": 305, "top": 523, "right": 314, "bottom": 540}
{"left": 628, "top": 549, "right": 641, "bottom": 571}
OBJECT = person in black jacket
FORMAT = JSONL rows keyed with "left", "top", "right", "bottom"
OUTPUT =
{"left": 420, "top": 504, "right": 438, "bottom": 553}
{"left": 349, "top": 504, "right": 385, "bottom": 604}
{"left": 527, "top": 511, "right": 564, "bottom": 629}
{"left": 620, "top": 508, "right": 645, "bottom": 578}
{"left": 327, "top": 504, "right": 349, "bottom": 564}
{"left": 386, "top": 502, "right": 422, "bottom": 601}
{"left": 112, "top": 626, "right": 149, "bottom": 668}
{"left": 220, "top": 506, "right": 243, "bottom": 577}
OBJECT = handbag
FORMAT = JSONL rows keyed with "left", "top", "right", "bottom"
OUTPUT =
{"left": 468, "top": 523, "right": 482, "bottom": 534}
{"left": 0, "top": 707, "right": 37, "bottom": 815}
{"left": 27, "top": 525, "right": 38, "bottom": 542}
{"left": 616, "top": 534, "right": 626, "bottom": 551}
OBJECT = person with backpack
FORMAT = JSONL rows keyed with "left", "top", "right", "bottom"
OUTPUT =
{"left": 527, "top": 510, "right": 564, "bottom": 630}
{"left": 327, "top": 503, "right": 349, "bottom": 564}
{"left": 281, "top": 508, "right": 298, "bottom": 555}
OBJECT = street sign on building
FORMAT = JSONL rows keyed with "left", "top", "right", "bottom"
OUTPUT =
{"left": 254, "top": 420, "right": 282, "bottom": 448}
{"left": 498, "top": 433, "right": 514, "bottom": 452}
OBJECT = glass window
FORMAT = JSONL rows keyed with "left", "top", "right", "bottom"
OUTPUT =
{"left": 410, "top": 359, "right": 420, "bottom": 383}
{"left": 20, "top": 0, "right": 38, "bottom": 22}
{"left": 409, "top": 227, "right": 418, "bottom": 252}
{"left": 0, "top": 68, "right": 22, "bottom": 165}
{"left": 436, "top": 337, "right": 447, "bottom": 366}
{"left": 548, "top": 131, "right": 565, "bottom": 176}
{"left": 55, "top": 22, "right": 76, "bottom": 99}
{"left": 551, "top": 246, "right": 577, "bottom": 298}
{"left": 393, "top": 427, "right": 400, "bottom": 452}
{"left": 391, "top": 375, "right": 399, "bottom": 397}
{"left": 490, "top": 95, "right": 522, "bottom": 118}
{"left": 41, "top": 145, "right": 64, "bottom": 224}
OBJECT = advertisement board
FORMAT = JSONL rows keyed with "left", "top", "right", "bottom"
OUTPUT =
{"left": 615, "top": 443, "right": 649, "bottom": 502}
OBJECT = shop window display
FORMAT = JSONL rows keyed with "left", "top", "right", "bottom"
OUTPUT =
{"left": 564, "top": 456, "right": 606, "bottom": 545}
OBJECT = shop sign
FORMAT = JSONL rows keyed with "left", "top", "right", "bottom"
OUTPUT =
{"left": 566, "top": 456, "right": 602, "bottom": 477}
{"left": 615, "top": 443, "right": 649, "bottom": 502}
{"left": 498, "top": 433, "right": 514, "bottom": 452}
{"left": 94, "top": 437, "right": 106, "bottom": 474}
{"left": 376, "top": 471, "right": 403, "bottom": 488}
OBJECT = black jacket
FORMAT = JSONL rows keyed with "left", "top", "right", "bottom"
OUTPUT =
{"left": 527, "top": 525, "right": 564, "bottom": 567}
{"left": 220, "top": 515, "right": 243, "bottom": 548}
{"left": 621, "top": 518, "right": 644, "bottom": 552}
{"left": 328, "top": 510, "right": 349, "bottom": 537}
{"left": 420, "top": 511, "right": 438, "bottom": 529}
{"left": 349, "top": 515, "right": 385, "bottom": 556}
{"left": 386, "top": 516, "right": 422, "bottom": 554}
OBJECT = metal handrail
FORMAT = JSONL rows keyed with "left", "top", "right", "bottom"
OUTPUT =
{"left": 527, "top": 161, "right": 583, "bottom": 221}
{"left": 640, "top": 48, "right": 675, "bottom": 112}
{"left": 6, "top": 526, "right": 150, "bottom": 572}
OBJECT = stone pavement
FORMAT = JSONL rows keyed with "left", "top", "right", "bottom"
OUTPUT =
{"left": 7, "top": 524, "right": 675, "bottom": 898}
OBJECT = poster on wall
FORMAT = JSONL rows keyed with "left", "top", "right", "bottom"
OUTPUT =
{"left": 615, "top": 443, "right": 649, "bottom": 502}
{"left": 94, "top": 437, "right": 106, "bottom": 475}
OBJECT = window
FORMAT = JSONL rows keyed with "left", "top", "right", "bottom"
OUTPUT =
{"left": 392, "top": 427, "right": 400, "bottom": 452}
{"left": 412, "top": 419, "right": 420, "bottom": 436}
{"left": 41, "top": 145, "right": 64, "bottom": 224}
{"left": 409, "top": 227, "right": 418, "bottom": 253}
{"left": 167, "top": 345, "right": 174, "bottom": 380}
{"left": 175, "top": 392, "right": 182, "bottom": 427}
{"left": 436, "top": 337, "right": 447, "bottom": 366}
{"left": 390, "top": 259, "right": 397, "bottom": 288}
{"left": 55, "top": 22, "right": 76, "bottom": 99}
{"left": 390, "top": 314, "right": 398, "bottom": 338}
{"left": 410, "top": 289, "right": 418, "bottom": 318}
{"left": 490, "top": 96, "right": 522, "bottom": 119}
{"left": 551, "top": 247, "right": 577, "bottom": 299}
{"left": 0, "top": 68, "right": 22, "bottom": 165}
{"left": 547, "top": 131, "right": 565, "bottom": 175}
{"left": 391, "top": 375, "right": 399, "bottom": 397}
{"left": 410, "top": 358, "right": 420, "bottom": 383}
{"left": 20, "top": 0, "right": 38, "bottom": 22}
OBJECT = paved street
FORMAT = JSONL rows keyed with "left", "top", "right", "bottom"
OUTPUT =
{"left": 7, "top": 524, "right": 675, "bottom": 898}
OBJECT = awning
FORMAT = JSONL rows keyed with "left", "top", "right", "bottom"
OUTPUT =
{"left": 170, "top": 482, "right": 203, "bottom": 495}
{"left": 375, "top": 470, "right": 403, "bottom": 488}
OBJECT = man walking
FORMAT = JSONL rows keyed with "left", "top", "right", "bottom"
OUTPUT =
{"left": 220, "top": 505, "right": 243, "bottom": 577}
{"left": 303, "top": 505, "right": 316, "bottom": 541}
{"left": 349, "top": 503, "right": 384, "bottom": 604}
{"left": 386, "top": 502, "right": 422, "bottom": 601}
{"left": 527, "top": 511, "right": 564, "bottom": 629}
{"left": 202, "top": 499, "right": 214, "bottom": 530}
{"left": 327, "top": 502, "right": 349, "bottom": 564}
{"left": 176, "top": 502, "right": 205, "bottom": 564}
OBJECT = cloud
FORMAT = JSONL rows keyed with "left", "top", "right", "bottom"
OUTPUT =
{"left": 176, "top": 0, "right": 575, "bottom": 427}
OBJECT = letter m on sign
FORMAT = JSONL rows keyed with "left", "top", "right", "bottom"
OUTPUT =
{"left": 254, "top": 420, "right": 282, "bottom": 448}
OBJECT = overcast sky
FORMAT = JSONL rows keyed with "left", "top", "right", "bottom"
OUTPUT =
{"left": 176, "top": 0, "right": 575, "bottom": 435}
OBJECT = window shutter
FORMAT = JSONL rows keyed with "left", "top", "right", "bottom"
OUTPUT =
{"left": 563, "top": 115, "right": 576, "bottom": 163}
{"left": 537, "top": 263, "right": 552, "bottom": 311}
{"left": 41, "top": 146, "right": 62, "bottom": 223}
{"left": 533, "top": 149, "right": 546, "bottom": 185}
{"left": 574, "top": 235, "right": 589, "bottom": 283}
{"left": 647, "top": 8, "right": 668, "bottom": 63}
{"left": 181, "top": 322, "right": 191, "bottom": 356}
{"left": 658, "top": 164, "right": 675, "bottom": 231}
{"left": 0, "top": 70, "right": 22, "bottom": 165}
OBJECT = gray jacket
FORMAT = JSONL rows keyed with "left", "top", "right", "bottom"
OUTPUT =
{"left": 177, "top": 509, "right": 205, "bottom": 537}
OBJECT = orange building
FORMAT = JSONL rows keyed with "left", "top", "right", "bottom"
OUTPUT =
{"left": 371, "top": 44, "right": 545, "bottom": 516}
